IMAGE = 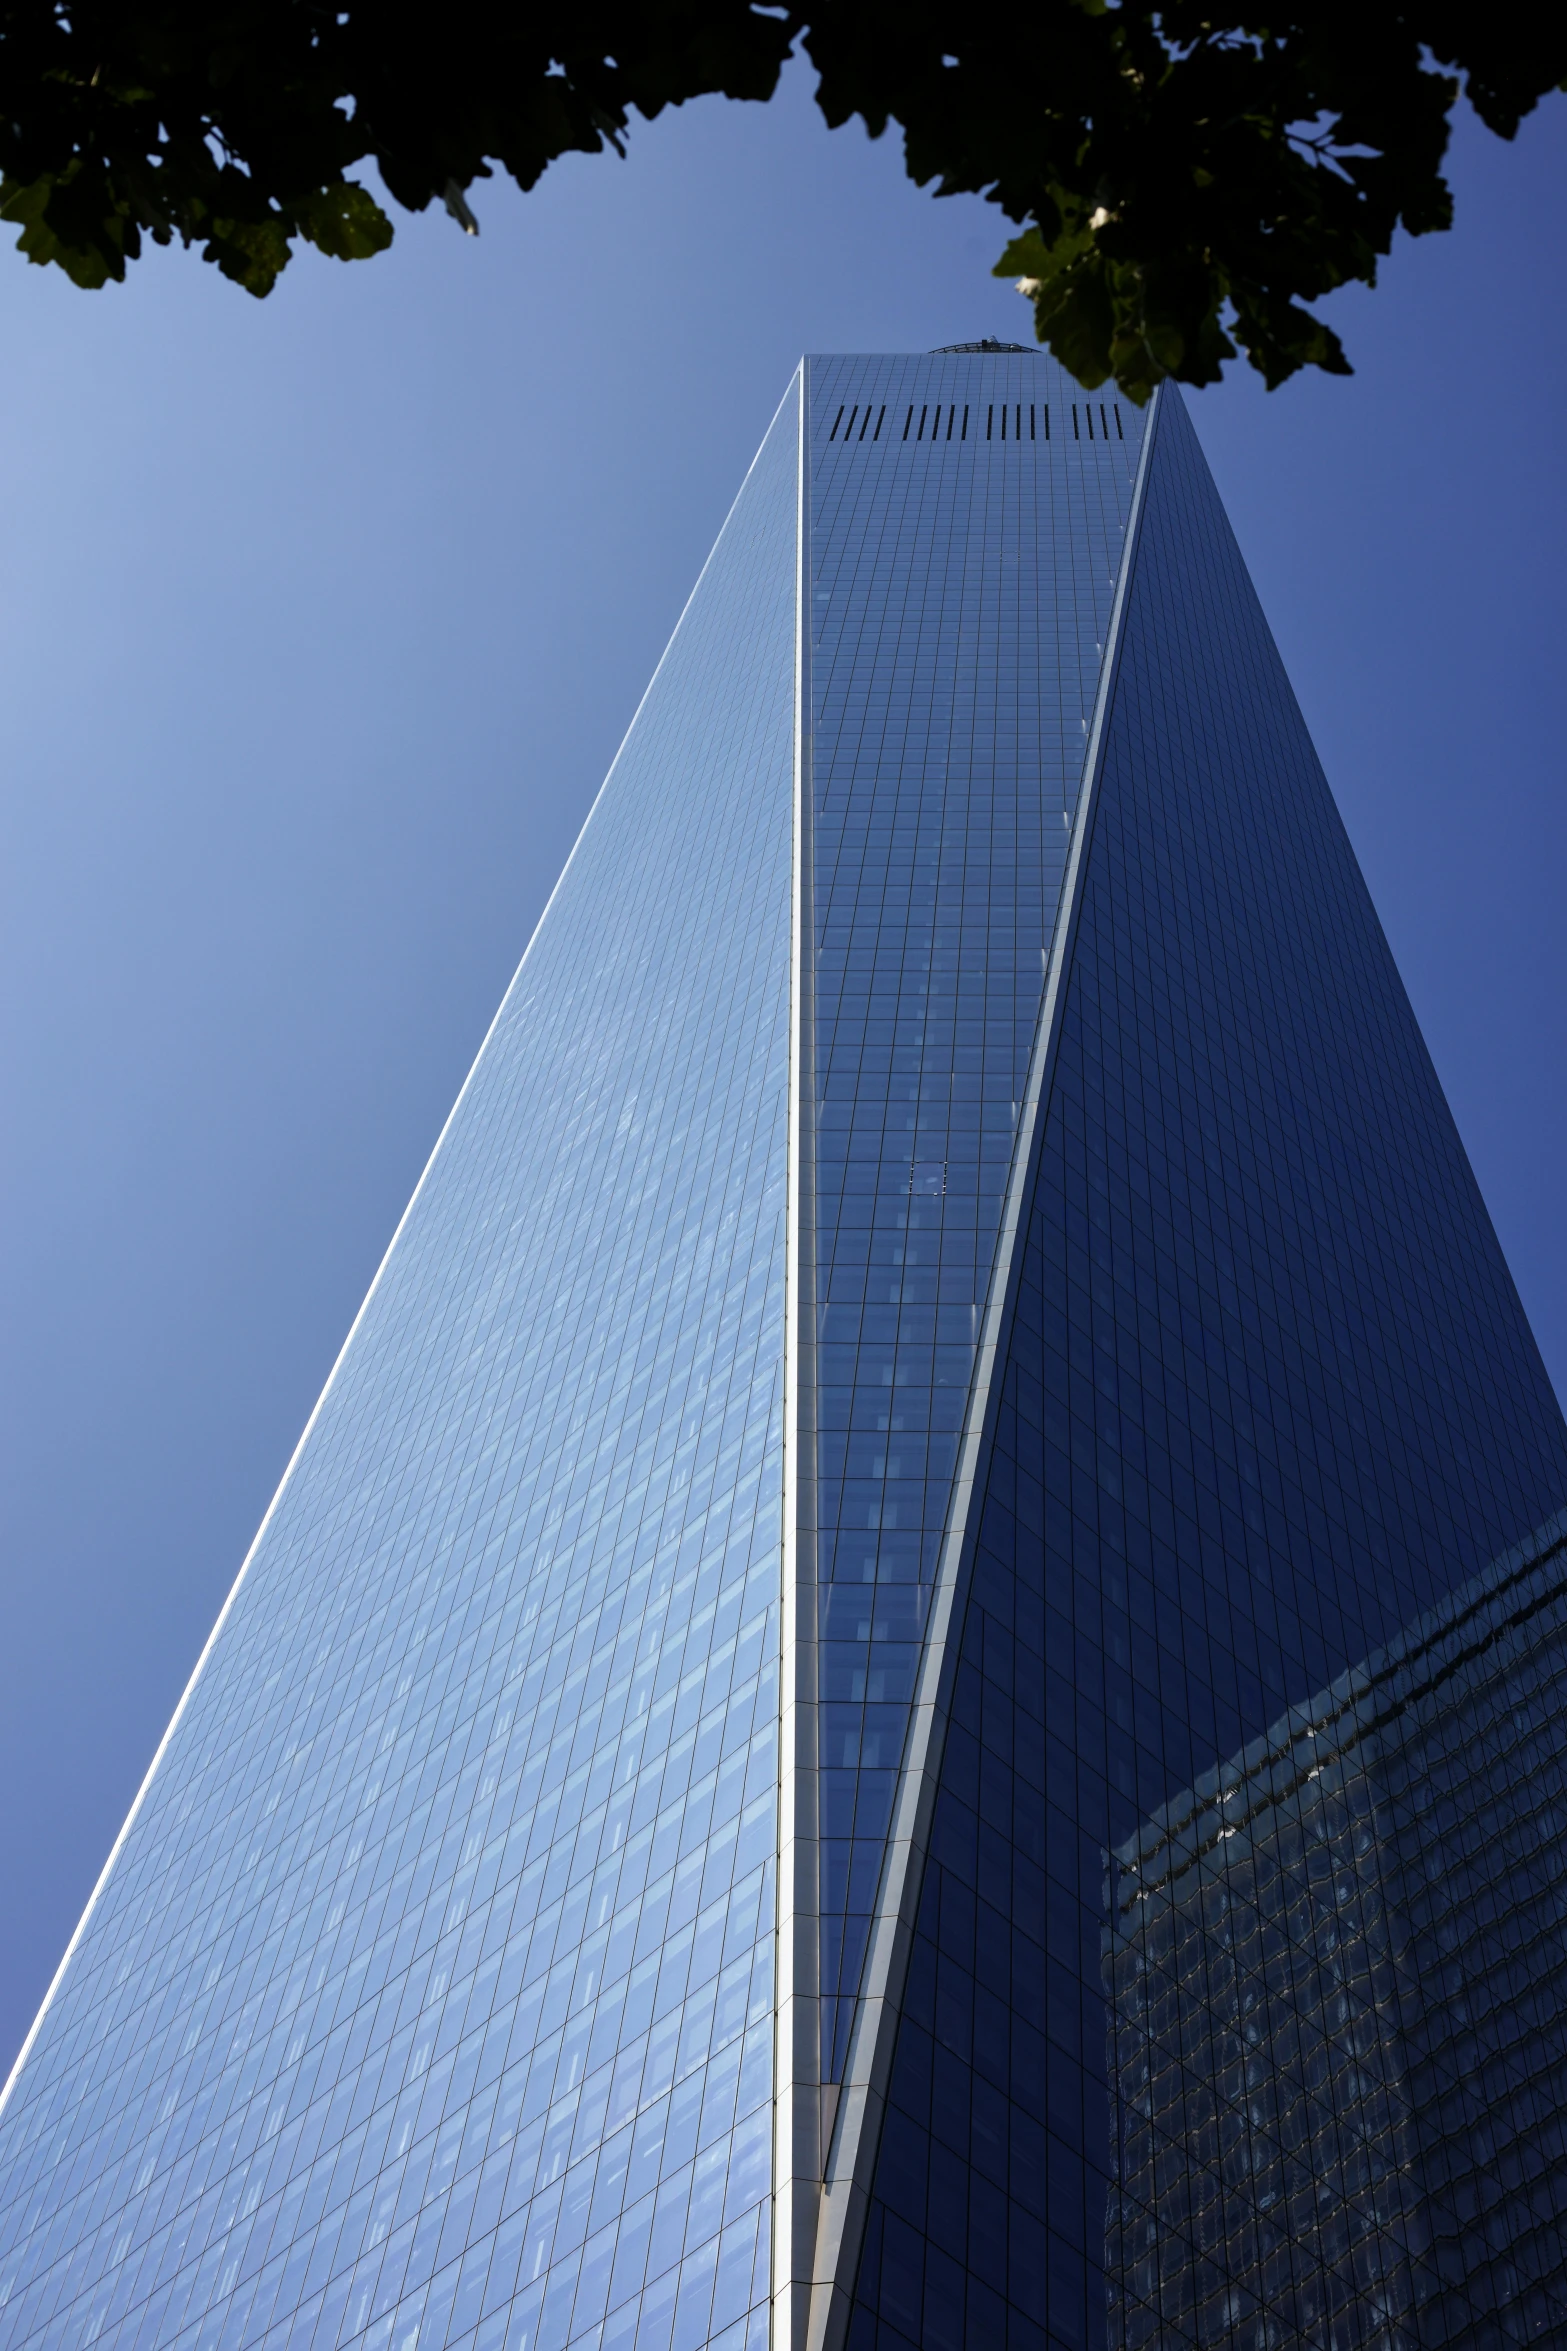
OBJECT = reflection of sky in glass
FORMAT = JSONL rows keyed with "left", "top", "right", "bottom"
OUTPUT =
{"left": 807, "top": 355, "right": 1146, "bottom": 2078}
{"left": 842, "top": 384, "right": 1567, "bottom": 2351}
{"left": 0, "top": 385, "right": 799, "bottom": 2351}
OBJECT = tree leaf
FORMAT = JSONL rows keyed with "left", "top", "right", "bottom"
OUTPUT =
{"left": 0, "top": 0, "right": 1560, "bottom": 393}
{"left": 289, "top": 182, "right": 395, "bottom": 265}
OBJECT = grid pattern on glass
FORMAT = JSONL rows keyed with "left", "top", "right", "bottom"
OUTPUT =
{"left": 1106, "top": 1510, "right": 1567, "bottom": 2349}
{"left": 0, "top": 383, "right": 801, "bottom": 2351}
{"left": 843, "top": 387, "right": 1567, "bottom": 2349}
{"left": 808, "top": 352, "right": 1145, "bottom": 2081}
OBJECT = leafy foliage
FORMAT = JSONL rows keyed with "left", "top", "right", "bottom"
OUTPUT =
{"left": 803, "top": 3, "right": 1567, "bottom": 395}
{"left": 0, "top": 2, "right": 1561, "bottom": 396}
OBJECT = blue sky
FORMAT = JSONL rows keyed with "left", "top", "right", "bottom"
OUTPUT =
{"left": 2, "top": 64, "right": 1563, "bottom": 2079}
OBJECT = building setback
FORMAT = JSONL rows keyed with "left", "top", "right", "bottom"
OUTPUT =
{"left": 1, "top": 351, "right": 1564, "bottom": 2351}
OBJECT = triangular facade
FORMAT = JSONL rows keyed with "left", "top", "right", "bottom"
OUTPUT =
{"left": 2, "top": 357, "right": 1564, "bottom": 2351}
{"left": 815, "top": 372, "right": 1567, "bottom": 2351}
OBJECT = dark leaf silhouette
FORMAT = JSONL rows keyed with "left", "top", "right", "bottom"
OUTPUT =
{"left": 0, "top": 2, "right": 1561, "bottom": 394}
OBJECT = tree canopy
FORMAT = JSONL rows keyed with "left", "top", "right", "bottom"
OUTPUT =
{"left": 1, "top": 2, "right": 1562, "bottom": 398}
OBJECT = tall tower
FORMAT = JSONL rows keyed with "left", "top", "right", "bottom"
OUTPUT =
{"left": 2, "top": 353, "right": 1564, "bottom": 2351}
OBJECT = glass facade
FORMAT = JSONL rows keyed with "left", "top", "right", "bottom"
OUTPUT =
{"left": 834, "top": 382, "right": 1567, "bottom": 2351}
{"left": 807, "top": 354, "right": 1145, "bottom": 2082}
{"left": 4, "top": 354, "right": 1567, "bottom": 2351}
{"left": 1106, "top": 1506, "right": 1567, "bottom": 2348}
{"left": 0, "top": 382, "right": 799, "bottom": 2351}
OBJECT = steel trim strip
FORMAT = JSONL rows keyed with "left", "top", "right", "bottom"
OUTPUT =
{"left": 804, "top": 379, "right": 1168, "bottom": 2351}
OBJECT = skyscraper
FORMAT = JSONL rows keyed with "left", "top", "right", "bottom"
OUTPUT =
{"left": 1105, "top": 1505, "right": 1567, "bottom": 2348}
{"left": 1, "top": 349, "right": 1564, "bottom": 2351}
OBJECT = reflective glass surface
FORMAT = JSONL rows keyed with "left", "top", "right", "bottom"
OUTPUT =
{"left": 807, "top": 354, "right": 1146, "bottom": 2079}
{"left": 8, "top": 353, "right": 1567, "bottom": 2351}
{"left": 844, "top": 386, "right": 1567, "bottom": 2348}
{"left": 1107, "top": 1508, "right": 1567, "bottom": 2348}
{"left": 0, "top": 384, "right": 800, "bottom": 2351}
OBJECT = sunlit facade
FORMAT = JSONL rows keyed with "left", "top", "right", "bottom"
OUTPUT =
{"left": 2, "top": 352, "right": 1564, "bottom": 2351}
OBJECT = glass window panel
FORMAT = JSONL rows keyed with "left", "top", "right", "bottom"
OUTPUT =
{"left": 0, "top": 382, "right": 801, "bottom": 2351}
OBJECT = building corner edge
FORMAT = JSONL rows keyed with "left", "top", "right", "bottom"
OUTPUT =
{"left": 775, "top": 358, "right": 822, "bottom": 2351}
{"left": 801, "top": 379, "right": 1168, "bottom": 2351}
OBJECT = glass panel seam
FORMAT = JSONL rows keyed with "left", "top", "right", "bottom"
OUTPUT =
{"left": 803, "top": 382, "right": 1168, "bottom": 2351}
{"left": 775, "top": 357, "right": 820, "bottom": 2351}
